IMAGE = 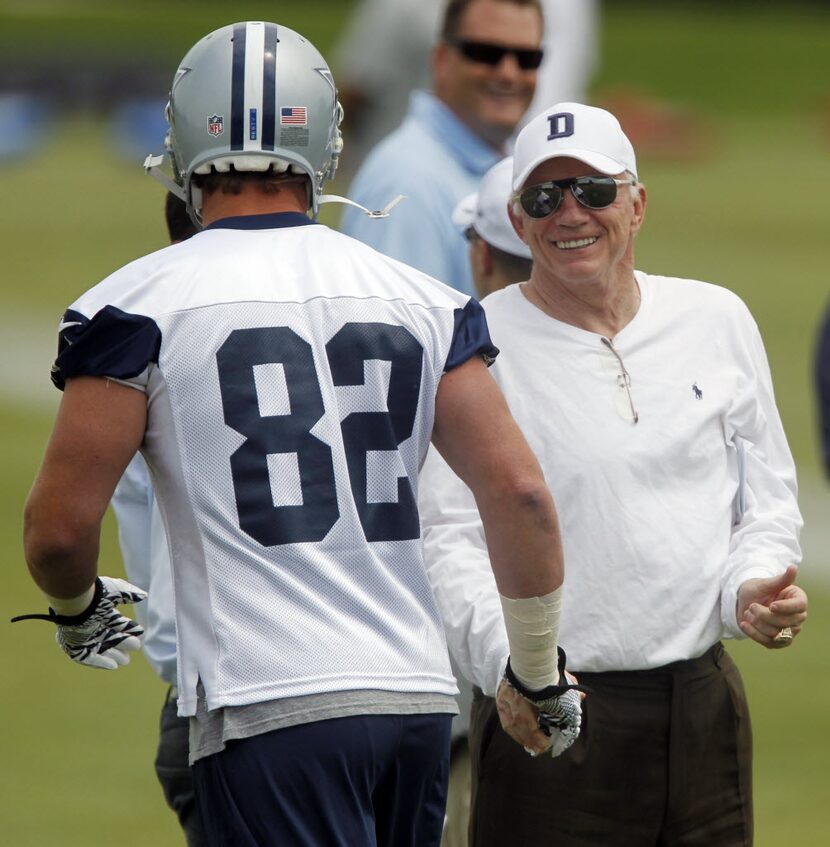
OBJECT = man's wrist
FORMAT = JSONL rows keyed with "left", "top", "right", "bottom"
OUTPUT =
{"left": 44, "top": 581, "right": 97, "bottom": 618}
{"left": 504, "top": 648, "right": 571, "bottom": 701}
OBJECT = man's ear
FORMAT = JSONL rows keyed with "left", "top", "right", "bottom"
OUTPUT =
{"left": 630, "top": 184, "right": 647, "bottom": 237}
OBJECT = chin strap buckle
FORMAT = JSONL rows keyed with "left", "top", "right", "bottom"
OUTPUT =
{"left": 318, "top": 193, "right": 406, "bottom": 219}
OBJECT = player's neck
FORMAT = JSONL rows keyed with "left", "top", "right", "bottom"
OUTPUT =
{"left": 201, "top": 182, "right": 309, "bottom": 226}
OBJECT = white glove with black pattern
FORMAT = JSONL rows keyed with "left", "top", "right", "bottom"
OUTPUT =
{"left": 12, "top": 577, "right": 147, "bottom": 669}
{"left": 503, "top": 647, "right": 584, "bottom": 758}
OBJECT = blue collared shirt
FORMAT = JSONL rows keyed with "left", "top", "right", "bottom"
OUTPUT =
{"left": 341, "top": 91, "right": 503, "bottom": 297}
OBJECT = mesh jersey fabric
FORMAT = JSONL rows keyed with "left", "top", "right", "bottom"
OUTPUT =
{"left": 52, "top": 213, "right": 497, "bottom": 716}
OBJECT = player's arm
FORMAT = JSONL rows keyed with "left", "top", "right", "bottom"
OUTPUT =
{"left": 17, "top": 377, "right": 148, "bottom": 669}
{"left": 24, "top": 376, "right": 147, "bottom": 598}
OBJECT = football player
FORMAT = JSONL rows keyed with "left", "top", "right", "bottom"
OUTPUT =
{"left": 18, "top": 22, "right": 579, "bottom": 847}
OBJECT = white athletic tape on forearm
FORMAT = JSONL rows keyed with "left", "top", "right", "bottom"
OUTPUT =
{"left": 44, "top": 583, "right": 96, "bottom": 617}
{"left": 499, "top": 587, "right": 562, "bottom": 691}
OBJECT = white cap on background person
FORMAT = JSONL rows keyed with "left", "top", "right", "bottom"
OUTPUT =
{"left": 452, "top": 158, "right": 532, "bottom": 260}
{"left": 512, "top": 102, "right": 638, "bottom": 190}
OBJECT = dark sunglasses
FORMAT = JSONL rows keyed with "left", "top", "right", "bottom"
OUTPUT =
{"left": 446, "top": 37, "right": 544, "bottom": 71}
{"left": 515, "top": 176, "right": 635, "bottom": 219}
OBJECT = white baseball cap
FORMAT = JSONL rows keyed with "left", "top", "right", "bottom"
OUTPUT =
{"left": 452, "top": 158, "right": 532, "bottom": 260}
{"left": 512, "top": 102, "right": 638, "bottom": 191}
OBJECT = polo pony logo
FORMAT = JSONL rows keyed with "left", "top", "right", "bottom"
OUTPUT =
{"left": 692, "top": 383, "right": 703, "bottom": 400}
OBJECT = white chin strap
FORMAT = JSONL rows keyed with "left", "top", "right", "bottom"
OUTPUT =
{"left": 318, "top": 193, "right": 406, "bottom": 219}
{"left": 144, "top": 154, "right": 186, "bottom": 202}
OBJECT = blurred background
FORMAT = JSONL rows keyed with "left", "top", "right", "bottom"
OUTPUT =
{"left": 1, "top": 1, "right": 828, "bottom": 843}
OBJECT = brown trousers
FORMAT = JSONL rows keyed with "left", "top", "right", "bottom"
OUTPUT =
{"left": 469, "top": 643, "right": 753, "bottom": 846}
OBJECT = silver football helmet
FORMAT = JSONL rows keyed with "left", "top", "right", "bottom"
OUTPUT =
{"left": 146, "top": 21, "right": 343, "bottom": 221}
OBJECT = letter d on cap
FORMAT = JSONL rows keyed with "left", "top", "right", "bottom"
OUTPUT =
{"left": 547, "top": 112, "right": 574, "bottom": 140}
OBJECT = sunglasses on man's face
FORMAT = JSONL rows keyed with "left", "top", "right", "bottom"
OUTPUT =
{"left": 516, "top": 176, "right": 636, "bottom": 219}
{"left": 447, "top": 37, "right": 544, "bottom": 70}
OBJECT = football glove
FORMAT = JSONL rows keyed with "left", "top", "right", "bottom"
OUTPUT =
{"left": 11, "top": 576, "right": 147, "bottom": 670}
{"left": 503, "top": 647, "right": 583, "bottom": 758}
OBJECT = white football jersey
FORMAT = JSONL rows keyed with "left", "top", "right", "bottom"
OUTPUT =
{"left": 53, "top": 213, "right": 497, "bottom": 716}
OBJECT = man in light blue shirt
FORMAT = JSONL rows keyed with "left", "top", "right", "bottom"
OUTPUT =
{"left": 341, "top": 0, "right": 544, "bottom": 296}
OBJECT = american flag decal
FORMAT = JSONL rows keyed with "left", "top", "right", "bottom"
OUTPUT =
{"left": 280, "top": 106, "right": 308, "bottom": 126}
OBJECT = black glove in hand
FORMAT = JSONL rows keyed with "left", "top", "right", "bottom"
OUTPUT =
{"left": 12, "top": 577, "right": 147, "bottom": 669}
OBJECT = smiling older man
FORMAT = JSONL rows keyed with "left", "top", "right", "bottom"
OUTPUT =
{"left": 421, "top": 102, "right": 807, "bottom": 846}
{"left": 341, "top": 0, "right": 543, "bottom": 296}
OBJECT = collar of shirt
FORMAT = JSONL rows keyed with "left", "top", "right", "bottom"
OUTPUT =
{"left": 407, "top": 90, "right": 503, "bottom": 176}
{"left": 206, "top": 212, "right": 315, "bottom": 231}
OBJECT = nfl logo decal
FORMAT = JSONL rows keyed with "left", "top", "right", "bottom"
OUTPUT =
{"left": 207, "top": 114, "right": 224, "bottom": 137}
{"left": 280, "top": 107, "right": 308, "bottom": 126}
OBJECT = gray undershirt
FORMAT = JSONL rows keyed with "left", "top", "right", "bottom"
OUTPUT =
{"left": 189, "top": 687, "right": 458, "bottom": 764}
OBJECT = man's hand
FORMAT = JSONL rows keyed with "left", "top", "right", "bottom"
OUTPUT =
{"left": 737, "top": 565, "right": 807, "bottom": 649}
{"left": 497, "top": 649, "right": 584, "bottom": 757}
{"left": 496, "top": 678, "right": 555, "bottom": 756}
{"left": 12, "top": 577, "right": 147, "bottom": 669}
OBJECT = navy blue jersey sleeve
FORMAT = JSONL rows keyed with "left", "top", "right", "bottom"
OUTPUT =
{"left": 444, "top": 298, "right": 499, "bottom": 372}
{"left": 51, "top": 306, "right": 161, "bottom": 391}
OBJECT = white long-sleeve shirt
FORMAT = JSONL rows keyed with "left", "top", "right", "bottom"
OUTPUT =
{"left": 420, "top": 272, "right": 802, "bottom": 696}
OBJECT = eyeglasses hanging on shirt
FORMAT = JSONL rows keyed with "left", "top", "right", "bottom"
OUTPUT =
{"left": 601, "top": 337, "right": 639, "bottom": 424}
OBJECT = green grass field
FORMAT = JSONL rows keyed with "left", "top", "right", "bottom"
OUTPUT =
{"left": 1, "top": 2, "right": 829, "bottom": 844}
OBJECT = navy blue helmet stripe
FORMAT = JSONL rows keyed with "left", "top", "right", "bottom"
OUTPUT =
{"left": 230, "top": 22, "right": 247, "bottom": 151}
{"left": 262, "top": 23, "right": 279, "bottom": 151}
